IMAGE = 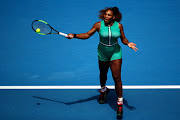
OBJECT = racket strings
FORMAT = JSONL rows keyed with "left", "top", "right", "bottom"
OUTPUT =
{"left": 32, "top": 21, "right": 52, "bottom": 35}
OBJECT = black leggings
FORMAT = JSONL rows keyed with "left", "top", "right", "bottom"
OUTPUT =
{"left": 99, "top": 59, "right": 123, "bottom": 98}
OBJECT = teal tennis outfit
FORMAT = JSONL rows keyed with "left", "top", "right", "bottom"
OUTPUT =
{"left": 98, "top": 20, "right": 122, "bottom": 61}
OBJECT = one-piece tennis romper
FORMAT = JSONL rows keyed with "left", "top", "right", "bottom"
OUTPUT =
{"left": 98, "top": 20, "right": 122, "bottom": 61}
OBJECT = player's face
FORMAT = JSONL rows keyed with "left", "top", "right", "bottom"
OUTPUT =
{"left": 104, "top": 10, "right": 115, "bottom": 24}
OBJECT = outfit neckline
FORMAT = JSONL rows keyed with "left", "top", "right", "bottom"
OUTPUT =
{"left": 103, "top": 20, "right": 115, "bottom": 27}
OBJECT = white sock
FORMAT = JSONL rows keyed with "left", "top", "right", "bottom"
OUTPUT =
{"left": 117, "top": 97, "right": 123, "bottom": 105}
{"left": 100, "top": 86, "right": 107, "bottom": 92}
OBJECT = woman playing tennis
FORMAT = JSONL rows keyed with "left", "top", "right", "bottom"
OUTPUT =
{"left": 67, "top": 7, "right": 138, "bottom": 116}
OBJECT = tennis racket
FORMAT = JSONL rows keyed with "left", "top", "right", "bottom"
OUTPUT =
{"left": 32, "top": 20, "right": 67, "bottom": 37}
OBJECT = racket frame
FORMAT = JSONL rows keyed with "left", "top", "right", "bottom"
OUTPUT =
{"left": 32, "top": 20, "right": 67, "bottom": 37}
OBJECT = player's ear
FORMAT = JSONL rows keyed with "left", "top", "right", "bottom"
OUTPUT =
{"left": 113, "top": 15, "right": 115, "bottom": 20}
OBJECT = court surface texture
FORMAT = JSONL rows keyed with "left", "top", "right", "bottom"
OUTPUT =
{"left": 0, "top": 0, "right": 180, "bottom": 119}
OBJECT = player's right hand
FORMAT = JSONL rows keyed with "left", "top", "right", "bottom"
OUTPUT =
{"left": 66, "top": 34, "right": 74, "bottom": 39}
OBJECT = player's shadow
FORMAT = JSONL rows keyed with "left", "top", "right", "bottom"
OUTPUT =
{"left": 33, "top": 89, "right": 135, "bottom": 120}
{"left": 106, "top": 90, "right": 136, "bottom": 111}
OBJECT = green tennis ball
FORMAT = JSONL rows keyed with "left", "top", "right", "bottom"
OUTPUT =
{"left": 36, "top": 28, "right": 41, "bottom": 33}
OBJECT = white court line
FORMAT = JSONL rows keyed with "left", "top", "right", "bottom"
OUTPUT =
{"left": 0, "top": 85, "right": 180, "bottom": 89}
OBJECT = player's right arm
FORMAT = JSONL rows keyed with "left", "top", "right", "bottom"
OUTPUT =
{"left": 67, "top": 22, "right": 100, "bottom": 39}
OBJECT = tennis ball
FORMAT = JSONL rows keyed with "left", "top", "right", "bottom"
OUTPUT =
{"left": 36, "top": 28, "right": 41, "bottom": 33}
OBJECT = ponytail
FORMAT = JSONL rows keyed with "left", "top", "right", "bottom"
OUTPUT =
{"left": 110, "top": 7, "right": 122, "bottom": 22}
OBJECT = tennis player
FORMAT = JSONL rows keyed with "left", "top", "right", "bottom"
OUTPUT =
{"left": 67, "top": 7, "right": 138, "bottom": 116}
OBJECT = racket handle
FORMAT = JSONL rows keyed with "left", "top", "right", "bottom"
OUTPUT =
{"left": 59, "top": 32, "right": 68, "bottom": 37}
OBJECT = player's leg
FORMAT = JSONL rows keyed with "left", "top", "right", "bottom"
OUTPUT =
{"left": 110, "top": 58, "right": 123, "bottom": 116}
{"left": 98, "top": 60, "right": 110, "bottom": 104}
{"left": 110, "top": 59, "right": 123, "bottom": 98}
{"left": 99, "top": 60, "right": 109, "bottom": 87}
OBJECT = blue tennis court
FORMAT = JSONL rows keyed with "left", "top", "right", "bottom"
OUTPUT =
{"left": 0, "top": 89, "right": 180, "bottom": 120}
{"left": 0, "top": 0, "right": 180, "bottom": 119}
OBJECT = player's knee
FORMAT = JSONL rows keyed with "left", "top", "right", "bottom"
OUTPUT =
{"left": 100, "top": 70, "right": 108, "bottom": 76}
{"left": 100, "top": 72, "right": 107, "bottom": 77}
{"left": 113, "top": 74, "right": 121, "bottom": 83}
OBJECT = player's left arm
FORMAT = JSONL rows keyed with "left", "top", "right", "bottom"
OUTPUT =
{"left": 119, "top": 23, "right": 139, "bottom": 51}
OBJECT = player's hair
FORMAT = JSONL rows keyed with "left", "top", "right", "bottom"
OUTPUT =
{"left": 99, "top": 7, "right": 122, "bottom": 22}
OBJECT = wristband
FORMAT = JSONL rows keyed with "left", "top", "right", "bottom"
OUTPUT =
{"left": 74, "top": 34, "right": 77, "bottom": 38}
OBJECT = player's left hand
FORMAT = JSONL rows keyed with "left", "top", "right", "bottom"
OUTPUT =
{"left": 127, "top": 42, "right": 139, "bottom": 52}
